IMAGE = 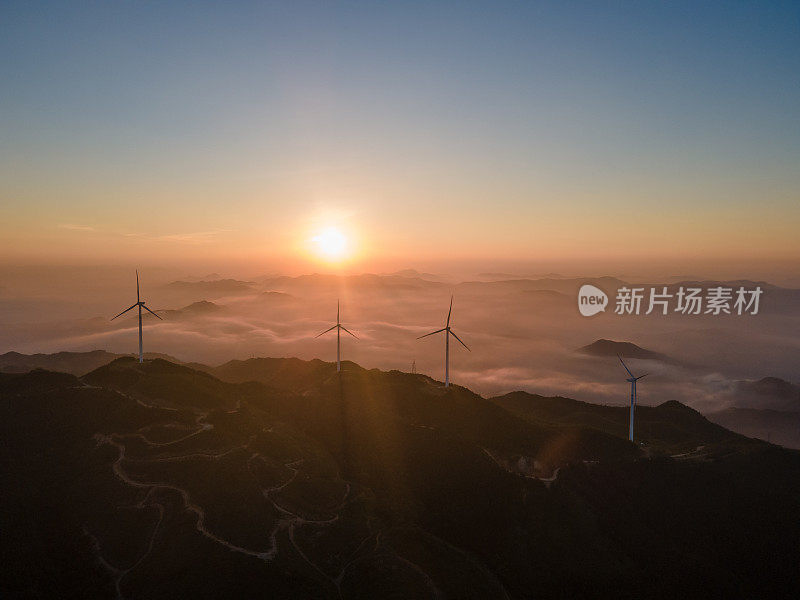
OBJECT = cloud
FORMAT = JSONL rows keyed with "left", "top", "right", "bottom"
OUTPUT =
{"left": 58, "top": 224, "right": 95, "bottom": 231}
{"left": 155, "top": 229, "right": 235, "bottom": 244}
{"left": 2, "top": 270, "right": 797, "bottom": 414}
{"left": 117, "top": 229, "right": 236, "bottom": 244}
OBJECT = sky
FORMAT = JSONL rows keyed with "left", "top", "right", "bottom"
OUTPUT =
{"left": 1, "top": 1, "right": 799, "bottom": 276}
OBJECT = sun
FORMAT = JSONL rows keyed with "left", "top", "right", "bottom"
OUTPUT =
{"left": 311, "top": 227, "right": 349, "bottom": 261}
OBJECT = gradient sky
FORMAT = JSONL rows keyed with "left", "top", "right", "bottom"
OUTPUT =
{"left": 1, "top": 1, "right": 799, "bottom": 272}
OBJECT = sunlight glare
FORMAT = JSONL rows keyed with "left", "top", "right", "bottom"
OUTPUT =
{"left": 312, "top": 227, "right": 349, "bottom": 261}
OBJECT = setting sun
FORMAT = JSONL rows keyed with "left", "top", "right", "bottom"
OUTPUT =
{"left": 311, "top": 227, "right": 349, "bottom": 261}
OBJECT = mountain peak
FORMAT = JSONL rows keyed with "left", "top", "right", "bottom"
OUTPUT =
{"left": 578, "top": 339, "right": 667, "bottom": 361}
{"left": 181, "top": 300, "right": 222, "bottom": 313}
{"left": 656, "top": 399, "right": 697, "bottom": 413}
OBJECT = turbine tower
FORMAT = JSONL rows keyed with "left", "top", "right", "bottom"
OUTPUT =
{"left": 111, "top": 270, "right": 162, "bottom": 363}
{"left": 417, "top": 296, "right": 470, "bottom": 388}
{"left": 316, "top": 299, "right": 357, "bottom": 372}
{"left": 618, "top": 355, "right": 648, "bottom": 442}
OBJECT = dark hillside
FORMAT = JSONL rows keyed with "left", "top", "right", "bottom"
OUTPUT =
{"left": 2, "top": 358, "right": 798, "bottom": 598}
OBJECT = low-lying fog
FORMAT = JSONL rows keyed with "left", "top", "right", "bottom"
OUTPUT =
{"left": 1, "top": 266, "right": 798, "bottom": 414}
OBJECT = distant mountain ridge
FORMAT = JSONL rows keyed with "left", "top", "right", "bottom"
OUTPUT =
{"left": 577, "top": 339, "right": 670, "bottom": 362}
{"left": 157, "top": 300, "right": 225, "bottom": 319}
{"left": 727, "top": 376, "right": 800, "bottom": 412}
{"left": 491, "top": 390, "right": 747, "bottom": 455}
{"left": 0, "top": 350, "right": 183, "bottom": 376}
{"left": 163, "top": 279, "right": 255, "bottom": 294}
{"left": 709, "top": 407, "right": 800, "bottom": 450}
{"left": 457, "top": 276, "right": 627, "bottom": 296}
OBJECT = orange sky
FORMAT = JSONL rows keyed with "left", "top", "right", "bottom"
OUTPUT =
{"left": 1, "top": 3, "right": 798, "bottom": 278}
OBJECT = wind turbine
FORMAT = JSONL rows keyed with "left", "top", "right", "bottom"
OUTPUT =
{"left": 316, "top": 299, "right": 357, "bottom": 372}
{"left": 111, "top": 270, "right": 162, "bottom": 363}
{"left": 618, "top": 355, "right": 648, "bottom": 442}
{"left": 417, "top": 296, "right": 470, "bottom": 388}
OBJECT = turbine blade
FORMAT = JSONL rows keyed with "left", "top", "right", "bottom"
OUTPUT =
{"left": 635, "top": 373, "right": 649, "bottom": 381}
{"left": 136, "top": 270, "right": 140, "bottom": 303}
{"left": 417, "top": 328, "right": 446, "bottom": 339}
{"left": 618, "top": 355, "right": 634, "bottom": 378}
{"left": 446, "top": 295, "right": 453, "bottom": 327}
{"left": 142, "top": 305, "right": 163, "bottom": 320}
{"left": 111, "top": 303, "right": 138, "bottom": 320}
{"left": 315, "top": 324, "right": 338, "bottom": 338}
{"left": 337, "top": 299, "right": 340, "bottom": 325}
{"left": 340, "top": 325, "right": 358, "bottom": 339}
{"left": 449, "top": 329, "right": 471, "bottom": 351}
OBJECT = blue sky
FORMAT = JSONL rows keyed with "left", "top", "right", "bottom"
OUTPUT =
{"left": 1, "top": 1, "right": 798, "bottom": 268}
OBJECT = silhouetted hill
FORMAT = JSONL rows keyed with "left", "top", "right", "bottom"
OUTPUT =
{"left": 577, "top": 339, "right": 669, "bottom": 362}
{"left": 476, "top": 272, "right": 528, "bottom": 280}
{"left": 179, "top": 299, "right": 223, "bottom": 313}
{"left": 708, "top": 407, "right": 800, "bottom": 449}
{"left": 157, "top": 300, "right": 225, "bottom": 320}
{"left": 729, "top": 377, "right": 800, "bottom": 411}
{"left": 0, "top": 368, "right": 79, "bottom": 394}
{"left": 83, "top": 357, "right": 267, "bottom": 411}
{"left": 2, "top": 356, "right": 799, "bottom": 598}
{"left": 0, "top": 350, "right": 183, "bottom": 376}
{"left": 211, "top": 357, "right": 342, "bottom": 391}
{"left": 210, "top": 357, "right": 636, "bottom": 469}
{"left": 386, "top": 269, "right": 446, "bottom": 282}
{"left": 260, "top": 290, "right": 294, "bottom": 302}
{"left": 181, "top": 272, "right": 222, "bottom": 282}
{"left": 491, "top": 391, "right": 753, "bottom": 455}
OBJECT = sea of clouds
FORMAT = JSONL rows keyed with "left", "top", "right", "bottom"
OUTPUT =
{"left": 1, "top": 266, "right": 797, "bottom": 414}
